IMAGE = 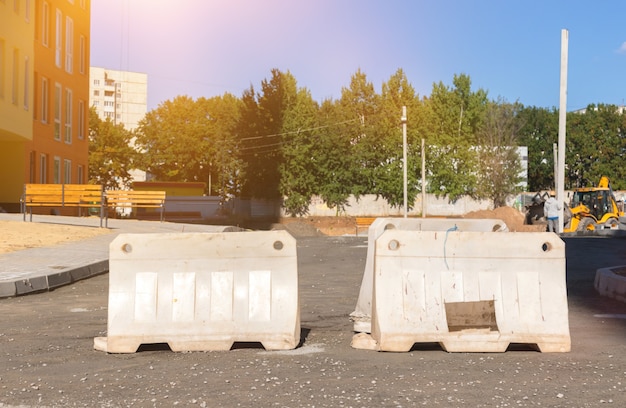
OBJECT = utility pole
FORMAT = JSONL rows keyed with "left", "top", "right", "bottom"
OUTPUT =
{"left": 421, "top": 138, "right": 426, "bottom": 218}
{"left": 401, "top": 106, "right": 408, "bottom": 218}
{"left": 557, "top": 29, "right": 568, "bottom": 233}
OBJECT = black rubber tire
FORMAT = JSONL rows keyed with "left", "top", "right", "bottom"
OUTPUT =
{"left": 577, "top": 217, "right": 597, "bottom": 231}
{"left": 604, "top": 218, "right": 619, "bottom": 230}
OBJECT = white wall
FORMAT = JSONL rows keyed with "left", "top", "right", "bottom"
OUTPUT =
{"left": 282, "top": 194, "right": 500, "bottom": 217}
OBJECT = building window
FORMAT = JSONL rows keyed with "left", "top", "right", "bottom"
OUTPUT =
{"left": 40, "top": 154, "right": 47, "bottom": 183}
{"left": 53, "top": 157, "right": 61, "bottom": 183}
{"left": 41, "top": 2, "right": 49, "bottom": 47}
{"left": 79, "top": 35, "right": 85, "bottom": 74}
{"left": 23, "top": 56, "right": 29, "bottom": 110}
{"left": 41, "top": 77, "right": 49, "bottom": 123}
{"left": 12, "top": 48, "right": 19, "bottom": 105}
{"left": 92, "top": 100, "right": 99, "bottom": 106}
{"left": 93, "top": 90, "right": 99, "bottom": 96}
{"left": 77, "top": 165, "right": 84, "bottom": 184}
{"left": 0, "top": 39, "right": 5, "bottom": 100}
{"left": 65, "top": 88, "right": 72, "bottom": 143}
{"left": 64, "top": 159, "right": 71, "bottom": 183}
{"left": 32, "top": 72, "right": 37, "bottom": 120}
{"left": 55, "top": 9, "right": 62, "bottom": 67}
{"left": 54, "top": 83, "right": 61, "bottom": 140}
{"left": 93, "top": 79, "right": 99, "bottom": 86}
{"left": 65, "top": 17, "right": 73, "bottom": 73}
{"left": 78, "top": 99, "right": 85, "bottom": 139}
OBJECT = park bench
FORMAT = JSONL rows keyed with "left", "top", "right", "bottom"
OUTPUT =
{"left": 105, "top": 190, "right": 166, "bottom": 227}
{"left": 21, "top": 184, "right": 105, "bottom": 226}
{"left": 355, "top": 217, "right": 377, "bottom": 236}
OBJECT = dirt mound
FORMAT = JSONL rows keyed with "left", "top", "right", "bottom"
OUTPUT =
{"left": 277, "top": 216, "right": 356, "bottom": 237}
{"left": 273, "top": 209, "right": 547, "bottom": 237}
{"left": 463, "top": 206, "right": 545, "bottom": 232}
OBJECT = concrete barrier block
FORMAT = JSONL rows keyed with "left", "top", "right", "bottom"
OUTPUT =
{"left": 351, "top": 218, "right": 509, "bottom": 333}
{"left": 364, "top": 230, "right": 570, "bottom": 353}
{"left": 94, "top": 230, "right": 300, "bottom": 353}
{"left": 595, "top": 266, "right": 626, "bottom": 303}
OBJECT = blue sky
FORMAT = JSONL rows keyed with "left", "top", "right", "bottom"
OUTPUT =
{"left": 90, "top": 0, "right": 626, "bottom": 111}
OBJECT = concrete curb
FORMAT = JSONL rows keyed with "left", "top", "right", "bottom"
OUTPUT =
{"left": 1, "top": 259, "right": 109, "bottom": 298}
{"left": 595, "top": 265, "right": 626, "bottom": 303}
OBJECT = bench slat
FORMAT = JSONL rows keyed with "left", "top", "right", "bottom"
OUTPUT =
{"left": 355, "top": 217, "right": 377, "bottom": 236}
{"left": 105, "top": 190, "right": 167, "bottom": 226}
{"left": 22, "top": 184, "right": 105, "bottom": 226}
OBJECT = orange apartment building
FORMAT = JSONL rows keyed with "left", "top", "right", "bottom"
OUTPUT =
{"left": 0, "top": 0, "right": 90, "bottom": 212}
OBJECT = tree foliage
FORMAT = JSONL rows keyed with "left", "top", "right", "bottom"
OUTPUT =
{"left": 106, "top": 67, "right": 626, "bottom": 215}
{"left": 88, "top": 107, "right": 136, "bottom": 190}
{"left": 516, "top": 106, "right": 558, "bottom": 191}
{"left": 476, "top": 99, "right": 524, "bottom": 207}
{"left": 565, "top": 104, "right": 626, "bottom": 189}
{"left": 134, "top": 95, "right": 241, "bottom": 196}
{"left": 421, "top": 74, "right": 488, "bottom": 200}
{"left": 279, "top": 85, "right": 320, "bottom": 215}
{"left": 366, "top": 69, "right": 423, "bottom": 208}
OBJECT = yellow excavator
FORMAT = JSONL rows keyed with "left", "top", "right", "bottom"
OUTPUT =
{"left": 563, "top": 176, "right": 624, "bottom": 232}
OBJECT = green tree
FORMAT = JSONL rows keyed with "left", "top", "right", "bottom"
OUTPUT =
{"left": 566, "top": 104, "right": 626, "bottom": 189}
{"left": 238, "top": 69, "right": 298, "bottom": 200}
{"left": 88, "top": 107, "right": 136, "bottom": 190}
{"left": 476, "top": 98, "right": 524, "bottom": 207}
{"left": 337, "top": 69, "right": 380, "bottom": 197}
{"left": 235, "top": 86, "right": 261, "bottom": 198}
{"left": 422, "top": 74, "right": 488, "bottom": 200}
{"left": 279, "top": 85, "right": 320, "bottom": 216}
{"left": 375, "top": 68, "right": 421, "bottom": 208}
{"left": 200, "top": 94, "right": 243, "bottom": 197}
{"left": 314, "top": 99, "right": 357, "bottom": 213}
{"left": 516, "top": 106, "right": 558, "bottom": 191}
{"left": 134, "top": 95, "right": 241, "bottom": 196}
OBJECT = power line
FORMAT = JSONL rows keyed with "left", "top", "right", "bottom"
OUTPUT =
{"left": 239, "top": 141, "right": 284, "bottom": 152}
{"left": 238, "top": 118, "right": 359, "bottom": 143}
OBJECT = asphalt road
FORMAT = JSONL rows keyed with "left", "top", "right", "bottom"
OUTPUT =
{"left": 1, "top": 235, "right": 626, "bottom": 407}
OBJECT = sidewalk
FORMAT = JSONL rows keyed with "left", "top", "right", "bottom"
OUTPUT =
{"left": 0, "top": 213, "right": 240, "bottom": 298}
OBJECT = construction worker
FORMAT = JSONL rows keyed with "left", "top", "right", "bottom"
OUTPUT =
{"left": 544, "top": 192, "right": 561, "bottom": 233}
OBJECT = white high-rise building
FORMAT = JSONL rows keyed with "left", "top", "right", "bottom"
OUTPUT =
{"left": 89, "top": 67, "right": 147, "bottom": 131}
{"left": 89, "top": 67, "right": 148, "bottom": 182}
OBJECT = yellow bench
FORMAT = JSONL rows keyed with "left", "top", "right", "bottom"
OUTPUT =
{"left": 355, "top": 217, "right": 377, "bottom": 236}
{"left": 105, "top": 190, "right": 166, "bottom": 226}
{"left": 21, "top": 184, "right": 105, "bottom": 226}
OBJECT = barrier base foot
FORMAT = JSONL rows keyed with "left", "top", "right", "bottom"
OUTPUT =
{"left": 261, "top": 339, "right": 299, "bottom": 351}
{"left": 535, "top": 341, "right": 571, "bottom": 353}
{"left": 350, "top": 333, "right": 379, "bottom": 350}
{"left": 374, "top": 332, "right": 572, "bottom": 353}
{"left": 440, "top": 339, "right": 509, "bottom": 353}
{"left": 93, "top": 336, "right": 141, "bottom": 353}
{"left": 94, "top": 335, "right": 300, "bottom": 353}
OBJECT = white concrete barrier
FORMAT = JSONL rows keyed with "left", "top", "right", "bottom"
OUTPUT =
{"left": 94, "top": 230, "right": 300, "bottom": 353}
{"left": 354, "top": 230, "right": 570, "bottom": 353}
{"left": 351, "top": 218, "right": 509, "bottom": 333}
{"left": 595, "top": 266, "right": 626, "bottom": 303}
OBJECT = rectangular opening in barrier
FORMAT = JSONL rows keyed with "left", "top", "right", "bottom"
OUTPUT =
{"left": 445, "top": 300, "right": 498, "bottom": 332}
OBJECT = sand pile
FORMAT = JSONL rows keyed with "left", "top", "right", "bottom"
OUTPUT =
{"left": 463, "top": 206, "right": 544, "bottom": 232}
